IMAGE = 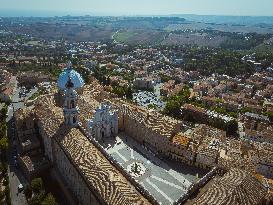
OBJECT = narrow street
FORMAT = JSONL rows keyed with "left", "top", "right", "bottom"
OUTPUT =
{"left": 7, "top": 117, "right": 27, "bottom": 205}
{"left": 5, "top": 83, "right": 38, "bottom": 205}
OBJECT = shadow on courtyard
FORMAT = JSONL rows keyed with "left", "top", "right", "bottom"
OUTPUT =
{"left": 101, "top": 133, "right": 209, "bottom": 180}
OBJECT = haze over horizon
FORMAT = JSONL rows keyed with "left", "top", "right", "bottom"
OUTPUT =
{"left": 0, "top": 0, "right": 273, "bottom": 17}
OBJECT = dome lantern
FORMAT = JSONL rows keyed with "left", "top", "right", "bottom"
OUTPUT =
{"left": 57, "top": 61, "right": 84, "bottom": 90}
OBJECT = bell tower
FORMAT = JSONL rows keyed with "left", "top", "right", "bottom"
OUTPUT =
{"left": 63, "top": 76, "right": 79, "bottom": 126}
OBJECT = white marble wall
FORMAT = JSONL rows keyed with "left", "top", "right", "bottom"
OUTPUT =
{"left": 87, "top": 102, "right": 118, "bottom": 140}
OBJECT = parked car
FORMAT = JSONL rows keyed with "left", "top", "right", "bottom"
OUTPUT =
{"left": 18, "top": 184, "right": 24, "bottom": 192}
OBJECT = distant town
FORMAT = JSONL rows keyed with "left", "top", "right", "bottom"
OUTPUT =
{"left": 0, "top": 15, "right": 273, "bottom": 205}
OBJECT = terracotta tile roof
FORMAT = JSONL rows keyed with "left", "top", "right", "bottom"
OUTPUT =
{"left": 116, "top": 102, "right": 181, "bottom": 139}
{"left": 192, "top": 168, "right": 267, "bottom": 205}
{"left": 1, "top": 87, "right": 14, "bottom": 96}
{"left": 57, "top": 127, "right": 150, "bottom": 205}
{"left": 182, "top": 103, "right": 206, "bottom": 114}
{"left": 172, "top": 133, "right": 190, "bottom": 147}
{"left": 34, "top": 93, "right": 151, "bottom": 205}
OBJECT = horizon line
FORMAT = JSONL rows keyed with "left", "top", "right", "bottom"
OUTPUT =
{"left": 1, "top": 9, "right": 273, "bottom": 18}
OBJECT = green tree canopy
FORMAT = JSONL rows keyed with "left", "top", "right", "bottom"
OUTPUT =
{"left": 31, "top": 178, "right": 43, "bottom": 194}
{"left": 28, "top": 191, "right": 46, "bottom": 205}
{"left": 41, "top": 193, "right": 58, "bottom": 205}
{"left": 24, "top": 184, "right": 33, "bottom": 199}
{"left": 0, "top": 137, "right": 8, "bottom": 152}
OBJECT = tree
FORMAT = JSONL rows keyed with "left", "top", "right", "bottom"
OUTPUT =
{"left": 240, "top": 107, "right": 253, "bottom": 114}
{"left": 24, "top": 184, "right": 33, "bottom": 199}
{"left": 148, "top": 104, "right": 158, "bottom": 110}
{"left": 28, "top": 191, "right": 46, "bottom": 205}
{"left": 164, "top": 99, "right": 181, "bottom": 118}
{"left": 1, "top": 106, "right": 8, "bottom": 117}
{"left": 264, "top": 111, "right": 273, "bottom": 122}
{"left": 0, "top": 122, "right": 7, "bottom": 138}
{"left": 214, "top": 107, "right": 227, "bottom": 115}
{"left": 125, "top": 86, "right": 133, "bottom": 100}
{"left": 0, "top": 190, "right": 5, "bottom": 200}
{"left": 4, "top": 186, "right": 11, "bottom": 205}
{"left": 31, "top": 178, "right": 43, "bottom": 194}
{"left": 227, "top": 120, "right": 238, "bottom": 135}
{"left": 229, "top": 112, "right": 237, "bottom": 118}
{"left": 41, "top": 193, "right": 58, "bottom": 205}
{"left": 163, "top": 85, "right": 191, "bottom": 118}
{"left": 0, "top": 137, "right": 8, "bottom": 154}
{"left": 159, "top": 74, "right": 171, "bottom": 83}
{"left": 112, "top": 86, "right": 125, "bottom": 98}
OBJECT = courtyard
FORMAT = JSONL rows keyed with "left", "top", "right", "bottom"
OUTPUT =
{"left": 101, "top": 134, "right": 208, "bottom": 205}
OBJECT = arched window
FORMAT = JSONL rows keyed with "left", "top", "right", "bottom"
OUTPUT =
{"left": 73, "top": 116, "right": 77, "bottom": 124}
{"left": 71, "top": 100, "right": 75, "bottom": 108}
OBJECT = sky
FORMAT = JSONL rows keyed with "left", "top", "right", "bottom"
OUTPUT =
{"left": 0, "top": 0, "right": 272, "bottom": 17}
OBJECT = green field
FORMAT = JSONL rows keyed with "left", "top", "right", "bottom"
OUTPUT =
{"left": 113, "top": 31, "right": 137, "bottom": 42}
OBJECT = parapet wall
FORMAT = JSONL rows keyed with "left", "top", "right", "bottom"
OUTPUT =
{"left": 174, "top": 167, "right": 219, "bottom": 205}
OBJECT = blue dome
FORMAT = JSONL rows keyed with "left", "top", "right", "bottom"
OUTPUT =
{"left": 57, "top": 68, "right": 84, "bottom": 90}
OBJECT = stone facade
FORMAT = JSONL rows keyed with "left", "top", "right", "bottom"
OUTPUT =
{"left": 181, "top": 104, "right": 237, "bottom": 134}
{"left": 117, "top": 103, "right": 181, "bottom": 155}
{"left": 87, "top": 102, "right": 118, "bottom": 141}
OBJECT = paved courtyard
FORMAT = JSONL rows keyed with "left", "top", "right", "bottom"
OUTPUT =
{"left": 102, "top": 134, "right": 208, "bottom": 205}
{"left": 133, "top": 90, "right": 165, "bottom": 110}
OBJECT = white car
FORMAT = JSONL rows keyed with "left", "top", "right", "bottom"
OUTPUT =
{"left": 18, "top": 184, "right": 24, "bottom": 192}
